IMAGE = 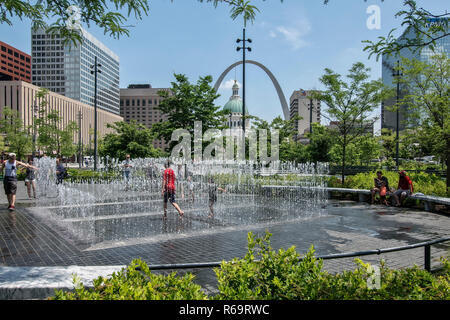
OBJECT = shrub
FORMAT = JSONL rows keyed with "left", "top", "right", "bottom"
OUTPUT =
{"left": 328, "top": 171, "right": 448, "bottom": 197}
{"left": 50, "top": 259, "right": 208, "bottom": 300}
{"left": 214, "top": 232, "right": 450, "bottom": 300}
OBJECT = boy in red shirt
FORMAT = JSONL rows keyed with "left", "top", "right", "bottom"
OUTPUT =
{"left": 162, "top": 160, "right": 184, "bottom": 218}
{"left": 392, "top": 171, "right": 414, "bottom": 207}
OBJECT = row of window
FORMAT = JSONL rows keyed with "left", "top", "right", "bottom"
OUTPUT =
{"left": 0, "top": 45, "right": 30, "bottom": 62}
{"left": 120, "top": 98, "right": 162, "bottom": 107}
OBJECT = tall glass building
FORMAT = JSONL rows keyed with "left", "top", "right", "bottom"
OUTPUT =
{"left": 381, "top": 17, "right": 449, "bottom": 131}
{"left": 31, "top": 28, "right": 120, "bottom": 115}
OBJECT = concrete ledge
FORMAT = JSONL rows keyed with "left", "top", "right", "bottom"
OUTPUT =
{"left": 0, "top": 266, "right": 125, "bottom": 300}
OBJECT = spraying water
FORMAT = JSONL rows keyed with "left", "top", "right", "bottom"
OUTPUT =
{"left": 29, "top": 158, "right": 329, "bottom": 248}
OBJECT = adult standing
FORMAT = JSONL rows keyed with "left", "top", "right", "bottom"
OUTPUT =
{"left": 2, "top": 153, "right": 38, "bottom": 211}
{"left": 392, "top": 171, "right": 414, "bottom": 207}
{"left": 162, "top": 160, "right": 184, "bottom": 218}
{"left": 56, "top": 158, "right": 66, "bottom": 185}
{"left": 25, "top": 159, "right": 37, "bottom": 199}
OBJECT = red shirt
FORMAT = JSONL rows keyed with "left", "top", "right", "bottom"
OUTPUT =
{"left": 163, "top": 168, "right": 176, "bottom": 192}
{"left": 398, "top": 175, "right": 413, "bottom": 191}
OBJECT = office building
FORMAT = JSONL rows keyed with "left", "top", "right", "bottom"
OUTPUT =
{"left": 120, "top": 84, "right": 171, "bottom": 150}
{"left": 31, "top": 28, "right": 120, "bottom": 115}
{"left": 382, "top": 17, "right": 449, "bottom": 131}
{"left": 0, "top": 81, "right": 123, "bottom": 149}
{"left": 289, "top": 89, "right": 321, "bottom": 139}
{"left": 0, "top": 41, "right": 31, "bottom": 82}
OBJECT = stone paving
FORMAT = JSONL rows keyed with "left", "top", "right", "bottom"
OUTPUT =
{"left": 0, "top": 183, "right": 449, "bottom": 299}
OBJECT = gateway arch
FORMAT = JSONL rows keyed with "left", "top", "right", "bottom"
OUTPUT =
{"left": 214, "top": 60, "right": 290, "bottom": 120}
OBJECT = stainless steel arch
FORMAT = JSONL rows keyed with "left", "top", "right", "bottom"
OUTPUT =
{"left": 214, "top": 60, "right": 290, "bottom": 120}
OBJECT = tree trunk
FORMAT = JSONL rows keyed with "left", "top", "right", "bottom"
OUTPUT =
{"left": 446, "top": 140, "right": 450, "bottom": 195}
{"left": 341, "top": 138, "right": 346, "bottom": 186}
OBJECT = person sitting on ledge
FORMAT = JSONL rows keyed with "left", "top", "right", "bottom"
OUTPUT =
{"left": 392, "top": 171, "right": 414, "bottom": 207}
{"left": 371, "top": 171, "right": 390, "bottom": 204}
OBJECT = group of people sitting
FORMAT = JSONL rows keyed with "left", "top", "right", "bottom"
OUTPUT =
{"left": 370, "top": 170, "right": 414, "bottom": 207}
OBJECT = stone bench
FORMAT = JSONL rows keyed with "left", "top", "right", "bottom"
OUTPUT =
{"left": 261, "top": 185, "right": 450, "bottom": 211}
{"left": 409, "top": 194, "right": 450, "bottom": 212}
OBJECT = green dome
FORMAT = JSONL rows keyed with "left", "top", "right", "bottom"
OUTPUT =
{"left": 223, "top": 97, "right": 248, "bottom": 114}
{"left": 223, "top": 80, "right": 249, "bottom": 115}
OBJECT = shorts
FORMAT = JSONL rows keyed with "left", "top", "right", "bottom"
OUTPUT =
{"left": 164, "top": 190, "right": 176, "bottom": 204}
{"left": 4, "top": 178, "right": 17, "bottom": 195}
{"left": 25, "top": 178, "right": 35, "bottom": 183}
{"left": 209, "top": 194, "right": 217, "bottom": 203}
{"left": 394, "top": 189, "right": 411, "bottom": 197}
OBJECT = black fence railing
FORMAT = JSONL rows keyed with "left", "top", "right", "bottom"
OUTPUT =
{"left": 136, "top": 236, "right": 450, "bottom": 273}
{"left": 329, "top": 166, "right": 446, "bottom": 177}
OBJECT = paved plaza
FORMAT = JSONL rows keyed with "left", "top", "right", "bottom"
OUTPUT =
{"left": 0, "top": 182, "right": 449, "bottom": 299}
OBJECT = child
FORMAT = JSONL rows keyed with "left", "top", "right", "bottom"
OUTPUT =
{"left": 379, "top": 181, "right": 389, "bottom": 206}
{"left": 208, "top": 177, "right": 226, "bottom": 218}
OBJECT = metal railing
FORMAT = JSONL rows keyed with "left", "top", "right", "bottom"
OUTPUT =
{"left": 136, "top": 236, "right": 450, "bottom": 273}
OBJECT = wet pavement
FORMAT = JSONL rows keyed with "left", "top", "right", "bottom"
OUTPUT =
{"left": 0, "top": 183, "right": 449, "bottom": 299}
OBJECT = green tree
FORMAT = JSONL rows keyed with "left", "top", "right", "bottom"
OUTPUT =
{"left": 34, "top": 89, "right": 78, "bottom": 157}
{"left": 306, "top": 123, "right": 334, "bottom": 163}
{"left": 313, "top": 62, "right": 389, "bottom": 184}
{"left": 100, "top": 120, "right": 163, "bottom": 160}
{"left": 0, "top": 107, "right": 32, "bottom": 160}
{"left": 151, "top": 73, "right": 227, "bottom": 153}
{"left": 355, "top": 134, "right": 381, "bottom": 166}
{"left": 395, "top": 53, "right": 450, "bottom": 191}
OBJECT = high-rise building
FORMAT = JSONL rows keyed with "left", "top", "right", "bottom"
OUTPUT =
{"left": 289, "top": 89, "right": 321, "bottom": 140}
{"left": 119, "top": 84, "right": 171, "bottom": 150}
{"left": 31, "top": 28, "right": 120, "bottom": 115}
{"left": 0, "top": 41, "right": 31, "bottom": 82}
{"left": 382, "top": 17, "right": 449, "bottom": 131}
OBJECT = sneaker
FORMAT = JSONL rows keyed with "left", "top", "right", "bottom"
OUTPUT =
{"left": 9, "top": 206, "right": 15, "bottom": 211}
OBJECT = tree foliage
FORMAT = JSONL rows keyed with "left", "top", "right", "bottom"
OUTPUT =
{"left": 363, "top": 0, "right": 449, "bottom": 60}
{"left": 0, "top": 106, "right": 32, "bottom": 160}
{"left": 313, "top": 62, "right": 390, "bottom": 184}
{"left": 151, "top": 73, "right": 227, "bottom": 153}
{"left": 100, "top": 120, "right": 164, "bottom": 160}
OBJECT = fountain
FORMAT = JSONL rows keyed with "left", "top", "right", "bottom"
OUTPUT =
{"left": 26, "top": 158, "right": 329, "bottom": 249}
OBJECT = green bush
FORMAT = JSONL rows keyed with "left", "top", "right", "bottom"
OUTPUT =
{"left": 328, "top": 171, "right": 448, "bottom": 197}
{"left": 214, "top": 232, "right": 450, "bottom": 300}
{"left": 50, "top": 259, "right": 208, "bottom": 300}
{"left": 50, "top": 233, "right": 450, "bottom": 300}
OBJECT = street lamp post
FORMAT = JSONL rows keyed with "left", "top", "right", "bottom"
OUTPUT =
{"left": 32, "top": 99, "right": 39, "bottom": 158}
{"left": 393, "top": 60, "right": 403, "bottom": 169}
{"left": 77, "top": 110, "right": 83, "bottom": 169}
{"left": 236, "top": 29, "right": 252, "bottom": 137}
{"left": 90, "top": 56, "right": 101, "bottom": 171}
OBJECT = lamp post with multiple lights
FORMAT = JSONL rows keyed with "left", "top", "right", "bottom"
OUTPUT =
{"left": 90, "top": 56, "right": 101, "bottom": 171}
{"left": 236, "top": 29, "right": 252, "bottom": 136}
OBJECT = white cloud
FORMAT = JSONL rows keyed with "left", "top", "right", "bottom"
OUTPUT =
{"left": 219, "top": 79, "right": 242, "bottom": 90}
{"left": 270, "top": 18, "right": 312, "bottom": 50}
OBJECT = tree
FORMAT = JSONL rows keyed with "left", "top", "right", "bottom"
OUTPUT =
{"left": 100, "top": 120, "right": 164, "bottom": 160}
{"left": 395, "top": 53, "right": 450, "bottom": 191}
{"left": 34, "top": 88, "right": 79, "bottom": 157}
{"left": 305, "top": 123, "right": 333, "bottom": 163}
{"left": 151, "top": 73, "right": 228, "bottom": 153}
{"left": 313, "top": 62, "right": 390, "bottom": 184}
{"left": 0, "top": 107, "right": 32, "bottom": 160}
{"left": 363, "top": 0, "right": 449, "bottom": 60}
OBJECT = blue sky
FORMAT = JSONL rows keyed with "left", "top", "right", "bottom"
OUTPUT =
{"left": 1, "top": 0, "right": 448, "bottom": 133}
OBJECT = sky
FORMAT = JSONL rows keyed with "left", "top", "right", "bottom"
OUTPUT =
{"left": 0, "top": 0, "right": 449, "bottom": 133}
